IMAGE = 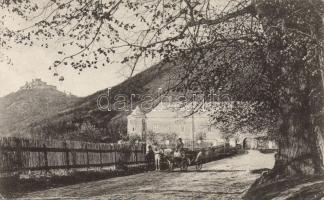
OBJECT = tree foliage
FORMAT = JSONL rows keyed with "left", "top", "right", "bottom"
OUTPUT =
{"left": 1, "top": 0, "right": 324, "bottom": 144}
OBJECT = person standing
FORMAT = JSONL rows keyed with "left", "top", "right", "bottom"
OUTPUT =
{"left": 176, "top": 138, "right": 184, "bottom": 153}
{"left": 145, "top": 145, "right": 154, "bottom": 171}
{"left": 153, "top": 146, "right": 163, "bottom": 171}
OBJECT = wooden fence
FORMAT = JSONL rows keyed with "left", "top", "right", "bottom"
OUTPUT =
{"left": 0, "top": 137, "right": 146, "bottom": 173}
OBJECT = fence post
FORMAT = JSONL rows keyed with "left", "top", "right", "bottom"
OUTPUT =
{"left": 99, "top": 145, "right": 103, "bottom": 168}
{"left": 135, "top": 145, "right": 138, "bottom": 164}
{"left": 114, "top": 144, "right": 117, "bottom": 170}
{"left": 71, "top": 143, "right": 76, "bottom": 170}
{"left": 15, "top": 138, "right": 22, "bottom": 173}
{"left": 85, "top": 144, "right": 89, "bottom": 170}
{"left": 63, "top": 141, "right": 69, "bottom": 171}
{"left": 43, "top": 144, "right": 48, "bottom": 173}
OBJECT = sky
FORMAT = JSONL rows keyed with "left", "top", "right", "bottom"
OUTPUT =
{"left": 0, "top": 21, "right": 152, "bottom": 97}
{"left": 0, "top": 0, "right": 230, "bottom": 98}
{"left": 0, "top": 44, "right": 139, "bottom": 97}
{"left": 0, "top": 0, "right": 163, "bottom": 97}
{"left": 0, "top": 1, "right": 149, "bottom": 98}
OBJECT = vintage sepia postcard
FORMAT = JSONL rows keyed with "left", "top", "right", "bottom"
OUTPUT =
{"left": 0, "top": 0, "right": 324, "bottom": 199}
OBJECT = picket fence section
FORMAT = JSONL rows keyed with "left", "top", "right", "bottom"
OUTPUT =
{"left": 0, "top": 137, "right": 146, "bottom": 173}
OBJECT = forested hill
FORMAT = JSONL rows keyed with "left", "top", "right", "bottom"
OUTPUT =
{"left": 0, "top": 81, "right": 79, "bottom": 137}
{"left": 26, "top": 62, "right": 179, "bottom": 142}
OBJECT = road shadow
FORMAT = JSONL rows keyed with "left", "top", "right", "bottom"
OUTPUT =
{"left": 160, "top": 168, "right": 271, "bottom": 174}
{"left": 138, "top": 188, "right": 246, "bottom": 195}
{"left": 160, "top": 169, "right": 247, "bottom": 173}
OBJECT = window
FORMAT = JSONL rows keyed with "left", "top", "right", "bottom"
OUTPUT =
{"left": 153, "top": 124, "right": 159, "bottom": 132}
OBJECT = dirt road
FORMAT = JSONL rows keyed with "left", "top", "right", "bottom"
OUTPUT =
{"left": 17, "top": 150, "right": 275, "bottom": 200}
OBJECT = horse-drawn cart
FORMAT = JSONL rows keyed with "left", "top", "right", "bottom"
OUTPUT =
{"left": 162, "top": 148, "right": 205, "bottom": 171}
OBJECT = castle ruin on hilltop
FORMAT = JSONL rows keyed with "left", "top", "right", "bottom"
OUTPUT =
{"left": 20, "top": 78, "right": 57, "bottom": 90}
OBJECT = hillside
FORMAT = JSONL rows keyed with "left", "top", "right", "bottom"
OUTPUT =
{"left": 27, "top": 62, "right": 180, "bottom": 142}
{"left": 0, "top": 82, "right": 79, "bottom": 137}
{"left": 1, "top": 49, "right": 265, "bottom": 142}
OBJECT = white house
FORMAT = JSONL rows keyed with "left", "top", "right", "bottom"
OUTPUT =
{"left": 127, "top": 106, "right": 146, "bottom": 139}
{"left": 127, "top": 102, "right": 225, "bottom": 147}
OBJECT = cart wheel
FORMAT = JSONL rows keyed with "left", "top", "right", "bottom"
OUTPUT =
{"left": 196, "top": 162, "right": 203, "bottom": 171}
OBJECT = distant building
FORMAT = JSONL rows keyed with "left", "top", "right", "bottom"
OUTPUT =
{"left": 20, "top": 79, "right": 57, "bottom": 90}
{"left": 127, "top": 102, "right": 277, "bottom": 150}
{"left": 127, "top": 102, "right": 225, "bottom": 148}
{"left": 127, "top": 106, "right": 146, "bottom": 139}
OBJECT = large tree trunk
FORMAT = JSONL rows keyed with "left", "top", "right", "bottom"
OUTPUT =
{"left": 254, "top": 0, "right": 324, "bottom": 178}
{"left": 274, "top": 111, "right": 323, "bottom": 176}
{"left": 318, "top": 0, "right": 324, "bottom": 169}
{"left": 244, "top": 0, "right": 324, "bottom": 199}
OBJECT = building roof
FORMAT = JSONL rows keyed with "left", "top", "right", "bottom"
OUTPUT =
{"left": 145, "top": 102, "right": 211, "bottom": 121}
{"left": 129, "top": 106, "right": 145, "bottom": 117}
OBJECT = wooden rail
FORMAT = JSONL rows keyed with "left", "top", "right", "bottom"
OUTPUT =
{"left": 0, "top": 137, "right": 146, "bottom": 173}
